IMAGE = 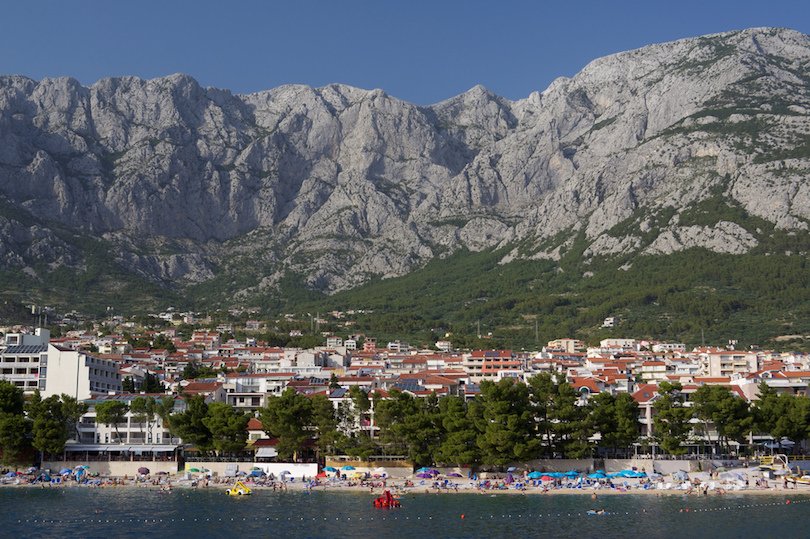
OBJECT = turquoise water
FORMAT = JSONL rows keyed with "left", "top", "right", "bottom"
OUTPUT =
{"left": 2, "top": 488, "right": 809, "bottom": 538}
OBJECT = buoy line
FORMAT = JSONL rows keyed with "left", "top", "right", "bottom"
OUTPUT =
{"left": 15, "top": 498, "right": 810, "bottom": 526}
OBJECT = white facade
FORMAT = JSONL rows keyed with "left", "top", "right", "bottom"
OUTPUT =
{"left": 78, "top": 396, "right": 184, "bottom": 444}
{"left": 0, "top": 328, "right": 50, "bottom": 393}
{"left": 42, "top": 344, "right": 122, "bottom": 400}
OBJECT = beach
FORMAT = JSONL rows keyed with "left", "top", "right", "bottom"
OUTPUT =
{"left": 3, "top": 464, "right": 806, "bottom": 499}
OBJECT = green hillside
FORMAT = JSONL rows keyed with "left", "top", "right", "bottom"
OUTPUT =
{"left": 298, "top": 246, "right": 810, "bottom": 350}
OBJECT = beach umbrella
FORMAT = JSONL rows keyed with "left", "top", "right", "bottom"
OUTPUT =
{"left": 280, "top": 470, "right": 292, "bottom": 475}
{"left": 59, "top": 468, "right": 72, "bottom": 475}
{"left": 527, "top": 471, "right": 544, "bottom": 479}
{"left": 251, "top": 466, "right": 262, "bottom": 471}
{"left": 416, "top": 472, "right": 433, "bottom": 479}
{"left": 341, "top": 465, "right": 355, "bottom": 471}
{"left": 672, "top": 470, "right": 689, "bottom": 481}
{"left": 236, "top": 470, "right": 247, "bottom": 476}
{"left": 565, "top": 470, "right": 580, "bottom": 477}
{"left": 540, "top": 475, "right": 554, "bottom": 481}
{"left": 324, "top": 466, "right": 338, "bottom": 472}
{"left": 588, "top": 472, "right": 607, "bottom": 479}
{"left": 316, "top": 471, "right": 328, "bottom": 478}
{"left": 447, "top": 473, "right": 463, "bottom": 477}
{"left": 4, "top": 471, "right": 15, "bottom": 478}
{"left": 138, "top": 467, "right": 150, "bottom": 475}
{"left": 507, "top": 466, "right": 517, "bottom": 472}
{"left": 249, "top": 470, "right": 264, "bottom": 477}
{"left": 416, "top": 467, "right": 432, "bottom": 473}
{"left": 25, "top": 466, "right": 37, "bottom": 474}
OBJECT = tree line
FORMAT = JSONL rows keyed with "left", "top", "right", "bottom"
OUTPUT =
{"left": 260, "top": 377, "right": 810, "bottom": 467}
{"left": 1, "top": 376, "right": 809, "bottom": 467}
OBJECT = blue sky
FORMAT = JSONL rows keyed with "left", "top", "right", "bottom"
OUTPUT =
{"left": 1, "top": 0, "right": 808, "bottom": 104}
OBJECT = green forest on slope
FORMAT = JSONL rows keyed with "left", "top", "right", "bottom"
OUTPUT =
{"left": 297, "top": 244, "right": 810, "bottom": 351}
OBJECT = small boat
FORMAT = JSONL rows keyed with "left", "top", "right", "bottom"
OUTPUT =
{"left": 587, "top": 509, "right": 607, "bottom": 515}
{"left": 225, "top": 480, "right": 252, "bottom": 496}
{"left": 373, "top": 490, "right": 401, "bottom": 508}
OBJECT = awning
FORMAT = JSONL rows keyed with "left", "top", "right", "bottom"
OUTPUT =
{"left": 255, "top": 447, "right": 278, "bottom": 458}
{"left": 63, "top": 444, "right": 179, "bottom": 453}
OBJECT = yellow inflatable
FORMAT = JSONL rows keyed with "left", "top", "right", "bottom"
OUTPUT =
{"left": 225, "top": 480, "right": 252, "bottom": 496}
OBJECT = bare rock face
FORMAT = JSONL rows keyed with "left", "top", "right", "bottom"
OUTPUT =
{"left": 0, "top": 28, "right": 809, "bottom": 298}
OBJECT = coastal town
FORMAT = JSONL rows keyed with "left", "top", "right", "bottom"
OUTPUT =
{"left": 0, "top": 305, "right": 808, "bottom": 484}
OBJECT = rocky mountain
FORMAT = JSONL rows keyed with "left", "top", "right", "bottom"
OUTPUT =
{"left": 1, "top": 27, "right": 810, "bottom": 309}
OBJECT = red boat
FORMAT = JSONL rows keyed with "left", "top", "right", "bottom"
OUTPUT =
{"left": 373, "top": 490, "right": 401, "bottom": 508}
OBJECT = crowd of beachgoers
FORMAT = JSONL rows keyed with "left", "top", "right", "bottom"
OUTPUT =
{"left": 0, "top": 464, "right": 806, "bottom": 497}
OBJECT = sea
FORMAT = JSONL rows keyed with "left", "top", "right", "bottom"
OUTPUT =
{"left": 1, "top": 488, "right": 807, "bottom": 538}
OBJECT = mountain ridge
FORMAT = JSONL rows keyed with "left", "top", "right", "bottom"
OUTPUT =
{"left": 0, "top": 27, "right": 809, "bottom": 316}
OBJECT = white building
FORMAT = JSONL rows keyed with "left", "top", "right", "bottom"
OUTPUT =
{"left": 435, "top": 340, "right": 453, "bottom": 352}
{"left": 42, "top": 344, "right": 122, "bottom": 400}
{"left": 0, "top": 328, "right": 50, "bottom": 393}
{"left": 77, "top": 395, "right": 184, "bottom": 445}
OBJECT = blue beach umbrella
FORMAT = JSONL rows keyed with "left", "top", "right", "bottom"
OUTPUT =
{"left": 59, "top": 468, "right": 72, "bottom": 475}
{"left": 527, "top": 471, "right": 544, "bottom": 479}
{"left": 324, "top": 466, "right": 338, "bottom": 472}
{"left": 341, "top": 465, "right": 355, "bottom": 471}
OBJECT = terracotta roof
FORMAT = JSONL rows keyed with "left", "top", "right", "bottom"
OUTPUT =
{"left": 183, "top": 381, "right": 223, "bottom": 393}
{"left": 632, "top": 383, "right": 659, "bottom": 403}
